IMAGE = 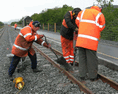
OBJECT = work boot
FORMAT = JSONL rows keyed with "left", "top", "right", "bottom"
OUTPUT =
{"left": 78, "top": 76, "right": 86, "bottom": 82}
{"left": 80, "top": 77, "right": 85, "bottom": 80}
{"left": 75, "top": 63, "right": 79, "bottom": 66}
{"left": 8, "top": 75, "right": 13, "bottom": 81}
{"left": 64, "top": 63, "right": 73, "bottom": 71}
{"left": 70, "top": 63, "right": 73, "bottom": 66}
{"left": 33, "top": 68, "right": 42, "bottom": 73}
{"left": 90, "top": 74, "right": 100, "bottom": 81}
{"left": 70, "top": 62, "right": 79, "bottom": 66}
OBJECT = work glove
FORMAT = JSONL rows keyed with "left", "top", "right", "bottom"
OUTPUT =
{"left": 75, "top": 27, "right": 78, "bottom": 31}
{"left": 75, "top": 28, "right": 78, "bottom": 34}
{"left": 43, "top": 42, "right": 51, "bottom": 48}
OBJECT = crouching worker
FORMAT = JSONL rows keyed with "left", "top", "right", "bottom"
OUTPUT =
{"left": 8, "top": 21, "right": 50, "bottom": 81}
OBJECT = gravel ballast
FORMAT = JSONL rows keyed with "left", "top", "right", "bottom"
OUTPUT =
{"left": 0, "top": 25, "right": 118, "bottom": 94}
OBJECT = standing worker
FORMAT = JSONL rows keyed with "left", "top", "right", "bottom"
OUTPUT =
{"left": 75, "top": 5, "right": 105, "bottom": 81}
{"left": 14, "top": 23, "right": 17, "bottom": 30}
{"left": 8, "top": 21, "right": 50, "bottom": 81}
{"left": 60, "top": 8, "right": 81, "bottom": 67}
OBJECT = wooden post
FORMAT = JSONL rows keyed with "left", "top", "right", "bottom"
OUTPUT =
{"left": 54, "top": 23, "right": 56, "bottom": 33}
{"left": 48, "top": 23, "right": 49, "bottom": 31}
{"left": 43, "top": 23, "right": 44, "bottom": 30}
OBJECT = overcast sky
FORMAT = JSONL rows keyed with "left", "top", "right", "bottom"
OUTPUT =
{"left": 0, "top": 0, "right": 118, "bottom": 23}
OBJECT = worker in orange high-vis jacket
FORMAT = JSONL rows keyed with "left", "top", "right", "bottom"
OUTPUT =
{"left": 75, "top": 5, "right": 105, "bottom": 81}
{"left": 14, "top": 23, "right": 17, "bottom": 30}
{"left": 8, "top": 21, "right": 50, "bottom": 81}
{"left": 60, "top": 8, "right": 81, "bottom": 67}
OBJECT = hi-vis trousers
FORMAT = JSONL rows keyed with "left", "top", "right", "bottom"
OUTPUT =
{"left": 61, "top": 36, "right": 74, "bottom": 63}
{"left": 78, "top": 47, "right": 98, "bottom": 79}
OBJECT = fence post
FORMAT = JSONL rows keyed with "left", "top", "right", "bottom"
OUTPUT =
{"left": 54, "top": 23, "right": 56, "bottom": 33}
{"left": 43, "top": 23, "right": 44, "bottom": 30}
{"left": 48, "top": 23, "right": 49, "bottom": 31}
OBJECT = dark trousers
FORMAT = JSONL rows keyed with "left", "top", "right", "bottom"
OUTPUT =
{"left": 78, "top": 47, "right": 98, "bottom": 79}
{"left": 8, "top": 52, "right": 37, "bottom": 76}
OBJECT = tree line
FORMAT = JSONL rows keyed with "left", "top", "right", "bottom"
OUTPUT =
{"left": 0, "top": 21, "right": 4, "bottom": 26}
{"left": 101, "top": 5, "right": 118, "bottom": 41}
{"left": 10, "top": 1, "right": 118, "bottom": 41}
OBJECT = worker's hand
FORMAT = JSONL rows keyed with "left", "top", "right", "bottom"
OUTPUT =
{"left": 47, "top": 43, "right": 51, "bottom": 48}
{"left": 75, "top": 27, "right": 78, "bottom": 31}
{"left": 37, "top": 34, "right": 44, "bottom": 39}
{"left": 43, "top": 42, "right": 51, "bottom": 48}
{"left": 75, "top": 28, "right": 78, "bottom": 34}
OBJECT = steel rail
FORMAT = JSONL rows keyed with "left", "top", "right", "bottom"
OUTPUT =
{"left": 50, "top": 46, "right": 118, "bottom": 91}
{"left": 98, "top": 73, "right": 118, "bottom": 90}
{"left": 2, "top": 26, "right": 92, "bottom": 94}
{"left": 33, "top": 45, "right": 94, "bottom": 94}
{"left": 14, "top": 27, "right": 118, "bottom": 92}
{"left": 0, "top": 28, "right": 4, "bottom": 38}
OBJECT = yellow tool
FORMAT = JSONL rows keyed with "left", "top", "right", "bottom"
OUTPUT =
{"left": 13, "top": 77, "right": 25, "bottom": 90}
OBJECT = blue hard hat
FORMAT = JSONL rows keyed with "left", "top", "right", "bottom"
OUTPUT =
{"left": 32, "top": 21, "right": 41, "bottom": 27}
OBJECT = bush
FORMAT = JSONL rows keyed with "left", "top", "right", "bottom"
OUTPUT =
{"left": 101, "top": 5, "right": 118, "bottom": 41}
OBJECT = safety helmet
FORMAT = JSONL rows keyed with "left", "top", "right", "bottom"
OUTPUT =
{"left": 72, "top": 8, "right": 81, "bottom": 16}
{"left": 93, "top": 3, "right": 102, "bottom": 11}
{"left": 32, "top": 21, "right": 41, "bottom": 27}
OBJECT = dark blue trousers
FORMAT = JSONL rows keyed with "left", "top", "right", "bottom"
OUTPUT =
{"left": 8, "top": 52, "right": 37, "bottom": 76}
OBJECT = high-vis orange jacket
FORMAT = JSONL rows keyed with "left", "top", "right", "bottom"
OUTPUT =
{"left": 14, "top": 23, "right": 17, "bottom": 28}
{"left": 75, "top": 6, "right": 105, "bottom": 51}
{"left": 60, "top": 11, "right": 77, "bottom": 40}
{"left": 12, "top": 24, "right": 45, "bottom": 57}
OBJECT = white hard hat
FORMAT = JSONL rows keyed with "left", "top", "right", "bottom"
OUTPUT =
{"left": 96, "top": 4, "right": 102, "bottom": 8}
{"left": 94, "top": 2, "right": 102, "bottom": 8}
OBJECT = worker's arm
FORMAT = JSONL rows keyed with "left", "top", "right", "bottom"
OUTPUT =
{"left": 99, "top": 13, "right": 105, "bottom": 32}
{"left": 35, "top": 38, "right": 50, "bottom": 48}
{"left": 20, "top": 27, "right": 44, "bottom": 42}
{"left": 64, "top": 11, "right": 76, "bottom": 30}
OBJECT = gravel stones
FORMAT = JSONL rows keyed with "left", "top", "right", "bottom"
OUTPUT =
{"left": 0, "top": 26, "right": 118, "bottom": 94}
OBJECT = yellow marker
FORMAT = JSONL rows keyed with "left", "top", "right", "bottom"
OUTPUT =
{"left": 13, "top": 77, "right": 25, "bottom": 90}
{"left": 98, "top": 52, "right": 118, "bottom": 59}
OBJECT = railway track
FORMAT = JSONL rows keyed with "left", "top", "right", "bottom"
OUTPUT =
{"left": 33, "top": 41, "right": 118, "bottom": 94}
{"left": 0, "top": 25, "right": 118, "bottom": 94}
{"left": 0, "top": 27, "right": 5, "bottom": 38}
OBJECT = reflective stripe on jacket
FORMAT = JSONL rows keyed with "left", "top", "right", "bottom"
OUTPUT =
{"left": 62, "top": 11, "right": 73, "bottom": 28}
{"left": 12, "top": 25, "right": 43, "bottom": 57}
{"left": 75, "top": 6, "right": 105, "bottom": 51}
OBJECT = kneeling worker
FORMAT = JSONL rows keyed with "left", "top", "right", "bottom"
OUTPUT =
{"left": 8, "top": 21, "right": 50, "bottom": 81}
